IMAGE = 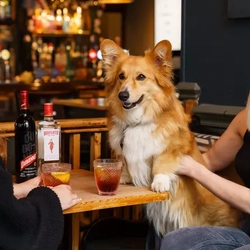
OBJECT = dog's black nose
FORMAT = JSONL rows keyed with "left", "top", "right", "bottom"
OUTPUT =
{"left": 118, "top": 91, "right": 130, "bottom": 101}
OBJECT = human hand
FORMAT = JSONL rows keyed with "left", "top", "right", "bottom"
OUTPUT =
{"left": 14, "top": 176, "right": 42, "bottom": 199}
{"left": 176, "top": 155, "right": 203, "bottom": 178}
{"left": 52, "top": 185, "right": 82, "bottom": 210}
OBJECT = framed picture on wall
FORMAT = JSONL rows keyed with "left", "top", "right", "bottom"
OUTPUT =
{"left": 154, "top": 0, "right": 182, "bottom": 51}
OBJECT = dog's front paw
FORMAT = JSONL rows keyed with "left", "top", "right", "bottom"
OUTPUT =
{"left": 120, "top": 173, "right": 132, "bottom": 184}
{"left": 151, "top": 174, "right": 175, "bottom": 192}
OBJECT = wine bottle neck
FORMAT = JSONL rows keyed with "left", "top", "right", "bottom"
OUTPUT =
{"left": 20, "top": 109, "right": 29, "bottom": 115}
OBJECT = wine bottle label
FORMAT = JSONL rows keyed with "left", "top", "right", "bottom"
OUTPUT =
{"left": 21, "top": 152, "right": 37, "bottom": 171}
{"left": 43, "top": 128, "right": 60, "bottom": 161}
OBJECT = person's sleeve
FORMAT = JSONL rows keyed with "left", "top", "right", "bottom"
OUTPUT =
{"left": 0, "top": 159, "right": 64, "bottom": 248}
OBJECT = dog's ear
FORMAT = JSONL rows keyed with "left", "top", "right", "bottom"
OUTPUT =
{"left": 145, "top": 40, "right": 173, "bottom": 88}
{"left": 151, "top": 40, "right": 172, "bottom": 67}
{"left": 100, "top": 39, "right": 128, "bottom": 70}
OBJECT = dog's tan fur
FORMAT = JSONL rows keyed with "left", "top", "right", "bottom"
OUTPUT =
{"left": 101, "top": 39, "right": 241, "bottom": 236}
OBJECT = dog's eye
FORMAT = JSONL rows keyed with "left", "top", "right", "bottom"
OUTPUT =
{"left": 136, "top": 74, "right": 146, "bottom": 81}
{"left": 118, "top": 73, "right": 125, "bottom": 80}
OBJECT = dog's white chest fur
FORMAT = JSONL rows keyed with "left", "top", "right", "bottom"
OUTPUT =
{"left": 109, "top": 121, "right": 184, "bottom": 236}
{"left": 109, "top": 122, "right": 165, "bottom": 186}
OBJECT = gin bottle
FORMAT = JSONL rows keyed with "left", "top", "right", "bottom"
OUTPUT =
{"left": 37, "top": 103, "right": 61, "bottom": 171}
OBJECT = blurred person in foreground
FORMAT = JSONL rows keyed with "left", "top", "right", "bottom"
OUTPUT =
{"left": 0, "top": 136, "right": 81, "bottom": 250}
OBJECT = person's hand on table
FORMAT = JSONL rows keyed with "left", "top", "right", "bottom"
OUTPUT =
{"left": 13, "top": 176, "right": 42, "bottom": 199}
{"left": 14, "top": 177, "right": 82, "bottom": 210}
{"left": 52, "top": 185, "right": 82, "bottom": 210}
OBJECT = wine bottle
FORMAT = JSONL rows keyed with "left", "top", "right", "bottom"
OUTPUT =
{"left": 15, "top": 90, "right": 37, "bottom": 183}
{"left": 37, "top": 103, "right": 61, "bottom": 172}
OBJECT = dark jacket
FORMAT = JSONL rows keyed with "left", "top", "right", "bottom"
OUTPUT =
{"left": 0, "top": 157, "right": 64, "bottom": 250}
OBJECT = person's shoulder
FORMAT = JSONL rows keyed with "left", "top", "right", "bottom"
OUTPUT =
{"left": 231, "top": 108, "right": 247, "bottom": 138}
{"left": 236, "top": 108, "right": 246, "bottom": 120}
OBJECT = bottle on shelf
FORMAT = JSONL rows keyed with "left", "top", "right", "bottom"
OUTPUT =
{"left": 74, "top": 6, "right": 83, "bottom": 33}
{"left": 34, "top": 8, "right": 43, "bottom": 33}
{"left": 14, "top": 90, "right": 37, "bottom": 183}
{"left": 54, "top": 43, "right": 67, "bottom": 75}
{"left": 0, "top": 0, "right": 11, "bottom": 20}
{"left": 62, "top": 8, "right": 70, "bottom": 33}
{"left": 37, "top": 103, "right": 61, "bottom": 172}
{"left": 0, "top": 43, "right": 5, "bottom": 83}
{"left": 0, "top": 26, "right": 14, "bottom": 83}
{"left": 65, "top": 44, "right": 74, "bottom": 80}
{"left": 33, "top": 37, "right": 45, "bottom": 79}
{"left": 55, "top": 9, "right": 63, "bottom": 31}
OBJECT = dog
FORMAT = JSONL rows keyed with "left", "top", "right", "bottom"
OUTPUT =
{"left": 100, "top": 39, "right": 241, "bottom": 236}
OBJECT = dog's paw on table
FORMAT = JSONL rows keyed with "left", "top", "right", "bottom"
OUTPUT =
{"left": 151, "top": 174, "right": 177, "bottom": 192}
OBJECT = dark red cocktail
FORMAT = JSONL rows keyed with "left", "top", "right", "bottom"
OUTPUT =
{"left": 94, "top": 159, "right": 122, "bottom": 195}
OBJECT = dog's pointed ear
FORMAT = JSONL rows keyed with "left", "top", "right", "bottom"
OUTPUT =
{"left": 151, "top": 40, "right": 172, "bottom": 66}
{"left": 100, "top": 39, "right": 128, "bottom": 69}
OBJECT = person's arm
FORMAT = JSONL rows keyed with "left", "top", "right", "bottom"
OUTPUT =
{"left": 0, "top": 166, "right": 64, "bottom": 250}
{"left": 203, "top": 108, "right": 247, "bottom": 172}
{"left": 13, "top": 176, "right": 42, "bottom": 199}
{"left": 178, "top": 156, "right": 250, "bottom": 214}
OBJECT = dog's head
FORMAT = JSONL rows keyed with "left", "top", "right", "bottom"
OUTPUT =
{"left": 100, "top": 39, "right": 176, "bottom": 125}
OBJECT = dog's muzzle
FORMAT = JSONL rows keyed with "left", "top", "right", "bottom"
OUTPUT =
{"left": 118, "top": 91, "right": 144, "bottom": 110}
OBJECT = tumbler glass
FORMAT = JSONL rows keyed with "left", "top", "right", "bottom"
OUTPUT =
{"left": 41, "top": 162, "right": 71, "bottom": 187}
{"left": 93, "top": 159, "right": 122, "bottom": 195}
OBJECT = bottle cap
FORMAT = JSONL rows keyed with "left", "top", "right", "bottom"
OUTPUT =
{"left": 44, "top": 103, "right": 53, "bottom": 116}
{"left": 20, "top": 90, "right": 28, "bottom": 110}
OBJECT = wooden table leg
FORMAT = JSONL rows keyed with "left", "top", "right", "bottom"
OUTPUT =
{"left": 72, "top": 213, "right": 80, "bottom": 250}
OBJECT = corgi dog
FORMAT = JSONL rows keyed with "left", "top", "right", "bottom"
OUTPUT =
{"left": 100, "top": 39, "right": 241, "bottom": 236}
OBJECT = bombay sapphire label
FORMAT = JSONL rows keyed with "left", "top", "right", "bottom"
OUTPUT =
{"left": 43, "top": 128, "right": 60, "bottom": 161}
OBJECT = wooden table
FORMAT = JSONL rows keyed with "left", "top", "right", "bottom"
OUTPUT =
{"left": 64, "top": 170, "right": 169, "bottom": 250}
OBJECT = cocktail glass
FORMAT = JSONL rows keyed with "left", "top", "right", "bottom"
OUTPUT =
{"left": 93, "top": 159, "right": 122, "bottom": 195}
{"left": 41, "top": 162, "right": 71, "bottom": 187}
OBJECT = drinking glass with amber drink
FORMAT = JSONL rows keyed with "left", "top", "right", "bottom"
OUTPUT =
{"left": 93, "top": 159, "right": 122, "bottom": 195}
{"left": 41, "top": 163, "right": 71, "bottom": 187}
